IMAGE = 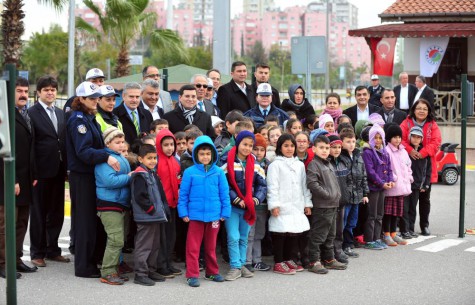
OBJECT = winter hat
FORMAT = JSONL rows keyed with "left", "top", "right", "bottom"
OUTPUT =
{"left": 384, "top": 122, "right": 402, "bottom": 143}
{"left": 235, "top": 130, "right": 255, "bottom": 148}
{"left": 254, "top": 133, "right": 267, "bottom": 149}
{"left": 310, "top": 128, "right": 329, "bottom": 145}
{"left": 369, "top": 124, "right": 386, "bottom": 149}
{"left": 368, "top": 113, "right": 385, "bottom": 127}
{"left": 327, "top": 133, "right": 342, "bottom": 147}
{"left": 318, "top": 113, "right": 334, "bottom": 129}
{"left": 211, "top": 116, "right": 224, "bottom": 128}
{"left": 409, "top": 126, "right": 424, "bottom": 138}
{"left": 103, "top": 126, "right": 124, "bottom": 145}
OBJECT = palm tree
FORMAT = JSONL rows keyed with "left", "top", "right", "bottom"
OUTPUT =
{"left": 77, "top": 0, "right": 187, "bottom": 77}
{"left": 1, "top": 0, "right": 67, "bottom": 66}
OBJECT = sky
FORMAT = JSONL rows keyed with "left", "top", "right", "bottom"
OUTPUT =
{"left": 20, "top": 0, "right": 396, "bottom": 39}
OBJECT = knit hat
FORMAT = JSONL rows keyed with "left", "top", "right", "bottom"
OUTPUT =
{"left": 368, "top": 113, "right": 385, "bottom": 127}
{"left": 235, "top": 130, "right": 255, "bottom": 148}
{"left": 327, "top": 133, "right": 342, "bottom": 147}
{"left": 409, "top": 126, "right": 424, "bottom": 138}
{"left": 309, "top": 128, "right": 329, "bottom": 145}
{"left": 254, "top": 133, "right": 267, "bottom": 149}
{"left": 369, "top": 124, "right": 386, "bottom": 149}
{"left": 211, "top": 116, "right": 224, "bottom": 128}
{"left": 103, "top": 126, "right": 124, "bottom": 145}
{"left": 318, "top": 113, "right": 334, "bottom": 129}
{"left": 384, "top": 122, "right": 402, "bottom": 143}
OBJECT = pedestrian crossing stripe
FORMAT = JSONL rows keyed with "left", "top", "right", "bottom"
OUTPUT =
{"left": 465, "top": 246, "right": 475, "bottom": 252}
{"left": 404, "top": 235, "right": 436, "bottom": 245}
{"left": 415, "top": 239, "right": 466, "bottom": 252}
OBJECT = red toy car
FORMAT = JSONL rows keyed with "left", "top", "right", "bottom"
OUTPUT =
{"left": 436, "top": 143, "right": 460, "bottom": 185}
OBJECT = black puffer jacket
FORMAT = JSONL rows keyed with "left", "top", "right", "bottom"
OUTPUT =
{"left": 340, "top": 148, "right": 369, "bottom": 205}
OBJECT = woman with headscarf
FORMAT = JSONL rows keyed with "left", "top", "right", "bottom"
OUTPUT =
{"left": 281, "top": 84, "right": 315, "bottom": 121}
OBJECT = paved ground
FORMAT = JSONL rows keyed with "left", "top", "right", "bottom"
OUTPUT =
{"left": 1, "top": 172, "right": 475, "bottom": 305}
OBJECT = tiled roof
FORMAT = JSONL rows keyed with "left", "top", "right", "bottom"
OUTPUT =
{"left": 348, "top": 22, "right": 475, "bottom": 38}
{"left": 380, "top": 0, "right": 475, "bottom": 20}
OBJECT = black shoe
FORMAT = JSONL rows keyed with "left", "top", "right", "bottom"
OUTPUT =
{"left": 168, "top": 266, "right": 182, "bottom": 276}
{"left": 134, "top": 275, "right": 155, "bottom": 286}
{"left": 17, "top": 261, "right": 38, "bottom": 273}
{"left": 244, "top": 264, "right": 255, "bottom": 272}
{"left": 409, "top": 231, "right": 419, "bottom": 238}
{"left": 149, "top": 271, "right": 166, "bottom": 282}
{"left": 343, "top": 247, "right": 359, "bottom": 258}
{"left": 335, "top": 256, "right": 349, "bottom": 265}
{"left": 157, "top": 269, "right": 175, "bottom": 278}
{"left": 0, "top": 268, "right": 22, "bottom": 279}
{"left": 421, "top": 227, "right": 431, "bottom": 236}
{"left": 401, "top": 232, "right": 413, "bottom": 239}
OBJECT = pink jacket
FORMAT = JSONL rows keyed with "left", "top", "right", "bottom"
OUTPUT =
{"left": 384, "top": 143, "right": 413, "bottom": 197}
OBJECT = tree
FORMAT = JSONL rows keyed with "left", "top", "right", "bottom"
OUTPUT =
{"left": 76, "top": 0, "right": 187, "bottom": 77}
{"left": 247, "top": 41, "right": 267, "bottom": 65}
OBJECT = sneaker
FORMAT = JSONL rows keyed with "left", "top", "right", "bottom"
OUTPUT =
{"left": 224, "top": 268, "right": 241, "bottom": 281}
{"left": 244, "top": 264, "right": 255, "bottom": 272}
{"left": 401, "top": 232, "right": 413, "bottom": 239}
{"left": 134, "top": 275, "right": 155, "bottom": 286}
{"left": 364, "top": 241, "right": 384, "bottom": 250}
{"left": 273, "top": 262, "right": 296, "bottom": 275}
{"left": 168, "top": 265, "right": 183, "bottom": 276}
{"left": 157, "top": 269, "right": 175, "bottom": 278}
{"left": 241, "top": 266, "right": 254, "bottom": 278}
{"left": 253, "top": 262, "right": 271, "bottom": 271}
{"left": 118, "top": 261, "right": 133, "bottom": 274}
{"left": 100, "top": 273, "right": 125, "bottom": 285}
{"left": 284, "top": 260, "right": 304, "bottom": 272}
{"left": 335, "top": 256, "right": 349, "bottom": 265}
{"left": 383, "top": 236, "right": 398, "bottom": 247}
{"left": 343, "top": 247, "right": 359, "bottom": 258}
{"left": 149, "top": 271, "right": 166, "bottom": 282}
{"left": 393, "top": 234, "right": 408, "bottom": 245}
{"left": 409, "top": 231, "right": 419, "bottom": 238}
{"left": 204, "top": 274, "right": 225, "bottom": 282}
{"left": 376, "top": 239, "right": 388, "bottom": 249}
{"left": 323, "top": 259, "right": 347, "bottom": 270}
{"left": 308, "top": 261, "right": 328, "bottom": 274}
{"left": 187, "top": 277, "right": 200, "bottom": 287}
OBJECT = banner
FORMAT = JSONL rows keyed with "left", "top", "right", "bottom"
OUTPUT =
{"left": 420, "top": 37, "right": 450, "bottom": 77}
{"left": 370, "top": 37, "right": 397, "bottom": 76}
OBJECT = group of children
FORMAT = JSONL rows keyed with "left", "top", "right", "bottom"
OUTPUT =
{"left": 94, "top": 108, "right": 430, "bottom": 288}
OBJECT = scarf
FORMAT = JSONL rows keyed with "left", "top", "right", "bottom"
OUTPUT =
{"left": 178, "top": 102, "right": 197, "bottom": 124}
{"left": 383, "top": 107, "right": 395, "bottom": 123}
{"left": 321, "top": 107, "right": 343, "bottom": 121}
{"left": 226, "top": 146, "right": 256, "bottom": 225}
{"left": 287, "top": 98, "right": 305, "bottom": 109}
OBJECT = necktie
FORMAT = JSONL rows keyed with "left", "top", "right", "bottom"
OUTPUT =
{"left": 198, "top": 102, "right": 204, "bottom": 111}
{"left": 131, "top": 111, "right": 139, "bottom": 135}
{"left": 263, "top": 109, "right": 268, "bottom": 118}
{"left": 47, "top": 106, "right": 58, "bottom": 133}
{"left": 20, "top": 108, "right": 32, "bottom": 132}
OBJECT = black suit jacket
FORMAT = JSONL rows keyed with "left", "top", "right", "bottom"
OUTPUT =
{"left": 250, "top": 83, "right": 281, "bottom": 108}
{"left": 198, "top": 99, "right": 218, "bottom": 117}
{"left": 114, "top": 103, "right": 153, "bottom": 145}
{"left": 217, "top": 81, "right": 256, "bottom": 119}
{"left": 394, "top": 84, "right": 418, "bottom": 111}
{"left": 343, "top": 104, "right": 381, "bottom": 127}
{"left": 417, "top": 86, "right": 435, "bottom": 109}
{"left": 376, "top": 107, "right": 408, "bottom": 125}
{"left": 163, "top": 106, "right": 215, "bottom": 139}
{"left": 27, "top": 102, "right": 66, "bottom": 179}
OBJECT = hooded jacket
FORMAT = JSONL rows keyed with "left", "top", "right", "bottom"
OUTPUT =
{"left": 384, "top": 142, "right": 413, "bottom": 197}
{"left": 281, "top": 84, "right": 315, "bottom": 120}
{"left": 177, "top": 136, "right": 231, "bottom": 222}
{"left": 156, "top": 129, "right": 181, "bottom": 208}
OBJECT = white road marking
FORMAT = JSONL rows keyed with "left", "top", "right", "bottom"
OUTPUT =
{"left": 464, "top": 246, "right": 475, "bottom": 252}
{"left": 405, "top": 235, "right": 437, "bottom": 245}
{"left": 415, "top": 239, "right": 466, "bottom": 252}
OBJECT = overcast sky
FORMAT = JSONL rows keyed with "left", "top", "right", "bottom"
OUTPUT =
{"left": 21, "top": 0, "right": 396, "bottom": 39}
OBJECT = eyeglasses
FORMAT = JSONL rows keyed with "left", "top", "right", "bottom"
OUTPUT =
{"left": 146, "top": 74, "right": 161, "bottom": 78}
{"left": 206, "top": 87, "right": 213, "bottom": 91}
{"left": 415, "top": 107, "right": 429, "bottom": 112}
{"left": 195, "top": 84, "right": 208, "bottom": 89}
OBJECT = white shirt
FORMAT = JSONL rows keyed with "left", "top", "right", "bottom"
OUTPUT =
{"left": 414, "top": 84, "right": 426, "bottom": 103}
{"left": 399, "top": 85, "right": 409, "bottom": 110}
{"left": 142, "top": 101, "right": 161, "bottom": 120}
{"left": 356, "top": 104, "right": 370, "bottom": 121}
{"left": 38, "top": 100, "right": 57, "bottom": 121}
{"left": 234, "top": 81, "right": 247, "bottom": 96}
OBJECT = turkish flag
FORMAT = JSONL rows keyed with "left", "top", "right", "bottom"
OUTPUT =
{"left": 370, "top": 38, "right": 397, "bottom": 76}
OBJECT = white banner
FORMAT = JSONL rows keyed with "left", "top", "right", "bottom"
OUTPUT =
{"left": 420, "top": 37, "right": 450, "bottom": 77}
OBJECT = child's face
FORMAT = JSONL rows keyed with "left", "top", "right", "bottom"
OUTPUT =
{"left": 374, "top": 133, "right": 383, "bottom": 149}
{"left": 139, "top": 152, "right": 157, "bottom": 170}
{"left": 121, "top": 148, "right": 129, "bottom": 157}
{"left": 342, "top": 137, "right": 356, "bottom": 153}
{"left": 226, "top": 121, "right": 239, "bottom": 135}
{"left": 214, "top": 123, "right": 223, "bottom": 136}
{"left": 330, "top": 144, "right": 342, "bottom": 158}
{"left": 269, "top": 129, "right": 281, "bottom": 146}
{"left": 153, "top": 124, "right": 168, "bottom": 133}
{"left": 339, "top": 117, "right": 350, "bottom": 125}
{"left": 237, "top": 138, "right": 254, "bottom": 160}
{"left": 313, "top": 142, "right": 330, "bottom": 159}
{"left": 107, "top": 136, "right": 125, "bottom": 153}
{"left": 143, "top": 138, "right": 155, "bottom": 146}
{"left": 186, "top": 138, "right": 195, "bottom": 152}
{"left": 281, "top": 140, "right": 295, "bottom": 158}
{"left": 390, "top": 136, "right": 401, "bottom": 147}
{"left": 259, "top": 128, "right": 269, "bottom": 145}
{"left": 289, "top": 122, "right": 302, "bottom": 135}
{"left": 266, "top": 121, "right": 278, "bottom": 128}
{"left": 295, "top": 134, "right": 309, "bottom": 153}
{"left": 253, "top": 146, "right": 266, "bottom": 161}
{"left": 410, "top": 134, "right": 423, "bottom": 146}
{"left": 161, "top": 138, "right": 175, "bottom": 157}
{"left": 197, "top": 148, "right": 212, "bottom": 165}
{"left": 176, "top": 138, "right": 187, "bottom": 155}
{"left": 324, "top": 121, "right": 335, "bottom": 133}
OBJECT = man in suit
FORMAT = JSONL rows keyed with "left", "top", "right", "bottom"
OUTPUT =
{"left": 217, "top": 61, "right": 256, "bottom": 119}
{"left": 140, "top": 79, "right": 164, "bottom": 120}
{"left": 191, "top": 74, "right": 218, "bottom": 116}
{"left": 142, "top": 65, "right": 173, "bottom": 113}
{"left": 414, "top": 75, "right": 435, "bottom": 108}
{"left": 163, "top": 84, "right": 214, "bottom": 138}
{"left": 393, "top": 71, "right": 418, "bottom": 113}
{"left": 343, "top": 85, "right": 380, "bottom": 127}
{"left": 28, "top": 75, "right": 69, "bottom": 267}
{"left": 377, "top": 89, "right": 407, "bottom": 125}
{"left": 368, "top": 74, "right": 385, "bottom": 107}
{"left": 250, "top": 63, "right": 281, "bottom": 108}
{"left": 113, "top": 82, "right": 153, "bottom": 145}
{"left": 0, "top": 77, "right": 38, "bottom": 278}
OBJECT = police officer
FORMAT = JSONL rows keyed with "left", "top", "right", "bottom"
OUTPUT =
{"left": 66, "top": 81, "right": 120, "bottom": 278}
{"left": 368, "top": 74, "right": 385, "bottom": 107}
{"left": 96, "top": 85, "right": 122, "bottom": 132}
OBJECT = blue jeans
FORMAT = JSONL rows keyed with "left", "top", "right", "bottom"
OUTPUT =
{"left": 343, "top": 204, "right": 359, "bottom": 248}
{"left": 225, "top": 207, "right": 251, "bottom": 269}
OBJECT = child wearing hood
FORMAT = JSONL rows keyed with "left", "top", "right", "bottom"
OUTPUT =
{"left": 178, "top": 136, "right": 231, "bottom": 287}
{"left": 281, "top": 84, "right": 315, "bottom": 120}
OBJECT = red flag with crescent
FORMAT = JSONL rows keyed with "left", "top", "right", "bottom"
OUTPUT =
{"left": 370, "top": 38, "right": 397, "bottom": 76}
